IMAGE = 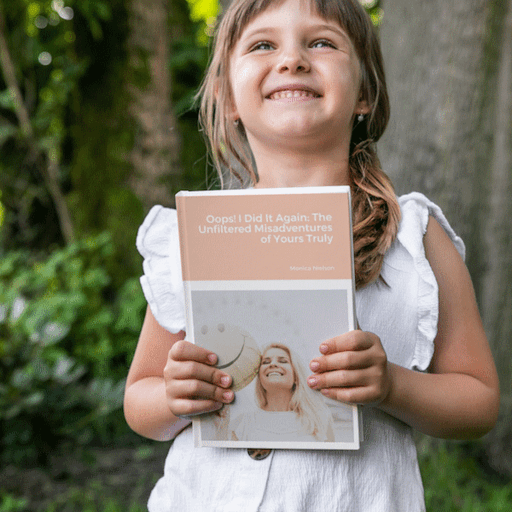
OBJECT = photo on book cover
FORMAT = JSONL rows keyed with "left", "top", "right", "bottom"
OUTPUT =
{"left": 190, "top": 286, "right": 359, "bottom": 450}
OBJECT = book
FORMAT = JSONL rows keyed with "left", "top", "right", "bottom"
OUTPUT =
{"left": 176, "top": 186, "right": 361, "bottom": 450}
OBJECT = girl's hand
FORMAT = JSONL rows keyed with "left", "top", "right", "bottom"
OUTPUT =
{"left": 164, "top": 340, "right": 234, "bottom": 418}
{"left": 307, "top": 331, "right": 391, "bottom": 405}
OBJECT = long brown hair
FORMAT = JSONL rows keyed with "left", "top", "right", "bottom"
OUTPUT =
{"left": 198, "top": 0, "right": 400, "bottom": 288}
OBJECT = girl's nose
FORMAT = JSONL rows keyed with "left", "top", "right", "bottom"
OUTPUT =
{"left": 276, "top": 47, "right": 310, "bottom": 73}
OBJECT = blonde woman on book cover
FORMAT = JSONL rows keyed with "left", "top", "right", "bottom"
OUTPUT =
{"left": 229, "top": 343, "right": 335, "bottom": 442}
{"left": 124, "top": 0, "right": 500, "bottom": 509}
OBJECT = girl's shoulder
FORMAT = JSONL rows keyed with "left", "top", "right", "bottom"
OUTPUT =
{"left": 136, "top": 206, "right": 186, "bottom": 333}
{"left": 397, "top": 192, "right": 465, "bottom": 260}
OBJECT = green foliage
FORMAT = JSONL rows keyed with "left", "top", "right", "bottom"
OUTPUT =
{"left": 42, "top": 488, "right": 147, "bottom": 512}
{"left": 418, "top": 441, "right": 512, "bottom": 511}
{"left": 360, "top": 0, "right": 383, "bottom": 26}
{"left": 68, "top": 0, "right": 142, "bottom": 279}
{"left": 0, "top": 233, "right": 146, "bottom": 464}
{"left": 0, "top": 486, "right": 146, "bottom": 512}
{"left": 0, "top": 493, "right": 28, "bottom": 512}
{"left": 169, "top": 0, "right": 213, "bottom": 192}
{"left": 0, "top": 0, "right": 139, "bottom": 271}
{"left": 185, "top": 0, "right": 219, "bottom": 45}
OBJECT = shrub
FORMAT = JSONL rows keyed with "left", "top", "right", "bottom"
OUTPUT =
{"left": 0, "top": 233, "right": 146, "bottom": 464}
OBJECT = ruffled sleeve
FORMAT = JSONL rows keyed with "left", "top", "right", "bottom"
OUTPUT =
{"left": 397, "top": 192, "right": 465, "bottom": 370}
{"left": 136, "top": 205, "right": 186, "bottom": 333}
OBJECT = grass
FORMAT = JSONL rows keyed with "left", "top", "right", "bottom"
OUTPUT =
{"left": 0, "top": 480, "right": 149, "bottom": 512}
{"left": 418, "top": 440, "right": 512, "bottom": 511}
{"left": 1, "top": 441, "right": 511, "bottom": 511}
{"left": 0, "top": 444, "right": 167, "bottom": 512}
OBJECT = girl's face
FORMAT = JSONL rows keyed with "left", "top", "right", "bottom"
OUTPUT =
{"left": 228, "top": 0, "right": 368, "bottom": 153}
{"left": 259, "top": 347, "right": 296, "bottom": 392}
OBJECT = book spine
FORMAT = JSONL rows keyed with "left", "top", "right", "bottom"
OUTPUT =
{"left": 346, "top": 190, "right": 363, "bottom": 441}
{"left": 175, "top": 193, "right": 193, "bottom": 337}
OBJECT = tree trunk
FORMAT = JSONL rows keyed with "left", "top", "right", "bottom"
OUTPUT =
{"left": 127, "top": 0, "right": 180, "bottom": 210}
{"left": 380, "top": 0, "right": 512, "bottom": 476}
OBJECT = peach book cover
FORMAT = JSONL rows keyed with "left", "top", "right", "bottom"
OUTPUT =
{"left": 176, "top": 186, "right": 361, "bottom": 450}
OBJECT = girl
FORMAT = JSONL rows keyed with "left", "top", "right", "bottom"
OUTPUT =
{"left": 124, "top": 0, "right": 500, "bottom": 509}
{"left": 232, "top": 343, "right": 335, "bottom": 442}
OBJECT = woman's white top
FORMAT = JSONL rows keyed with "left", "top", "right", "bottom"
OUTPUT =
{"left": 136, "top": 192, "right": 465, "bottom": 512}
{"left": 233, "top": 410, "right": 320, "bottom": 442}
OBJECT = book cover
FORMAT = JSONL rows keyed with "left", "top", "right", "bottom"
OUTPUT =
{"left": 176, "top": 186, "right": 360, "bottom": 450}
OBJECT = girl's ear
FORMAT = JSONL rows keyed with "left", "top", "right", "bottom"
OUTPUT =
{"left": 355, "top": 96, "right": 371, "bottom": 115}
{"left": 227, "top": 109, "right": 240, "bottom": 123}
{"left": 227, "top": 97, "right": 240, "bottom": 122}
{"left": 218, "top": 82, "right": 239, "bottom": 122}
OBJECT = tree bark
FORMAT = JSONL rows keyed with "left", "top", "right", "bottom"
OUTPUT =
{"left": 380, "top": 0, "right": 512, "bottom": 475}
{"left": 479, "top": 0, "right": 512, "bottom": 475}
{"left": 127, "top": 0, "right": 180, "bottom": 210}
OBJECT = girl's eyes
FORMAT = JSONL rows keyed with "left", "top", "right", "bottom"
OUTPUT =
{"left": 311, "top": 39, "right": 336, "bottom": 49}
{"left": 248, "top": 40, "right": 336, "bottom": 53}
{"left": 250, "top": 41, "right": 275, "bottom": 52}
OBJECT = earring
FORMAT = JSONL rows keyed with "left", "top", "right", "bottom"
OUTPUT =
{"left": 234, "top": 119, "right": 240, "bottom": 127}
{"left": 357, "top": 113, "right": 364, "bottom": 122}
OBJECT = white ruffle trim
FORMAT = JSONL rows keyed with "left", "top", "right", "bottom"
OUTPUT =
{"left": 398, "top": 192, "right": 465, "bottom": 371}
{"left": 136, "top": 205, "right": 186, "bottom": 333}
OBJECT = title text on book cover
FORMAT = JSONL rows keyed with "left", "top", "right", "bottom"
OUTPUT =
{"left": 198, "top": 211, "right": 334, "bottom": 245}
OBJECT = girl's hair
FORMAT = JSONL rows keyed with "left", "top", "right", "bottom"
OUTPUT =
{"left": 198, "top": 0, "right": 400, "bottom": 288}
{"left": 255, "top": 343, "right": 332, "bottom": 441}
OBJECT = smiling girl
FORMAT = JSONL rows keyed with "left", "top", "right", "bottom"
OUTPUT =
{"left": 124, "top": 0, "right": 500, "bottom": 510}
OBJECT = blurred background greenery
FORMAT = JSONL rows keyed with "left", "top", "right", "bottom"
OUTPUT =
{"left": 0, "top": 0, "right": 511, "bottom": 510}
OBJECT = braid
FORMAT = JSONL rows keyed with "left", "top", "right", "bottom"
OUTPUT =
{"left": 350, "top": 140, "right": 401, "bottom": 289}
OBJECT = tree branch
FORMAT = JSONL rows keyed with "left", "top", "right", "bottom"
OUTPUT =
{"left": 0, "top": 2, "right": 32, "bottom": 138}
{"left": 0, "top": 0, "right": 75, "bottom": 243}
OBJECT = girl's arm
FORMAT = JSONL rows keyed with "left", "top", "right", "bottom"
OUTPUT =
{"left": 382, "top": 216, "right": 500, "bottom": 438}
{"left": 308, "top": 216, "right": 500, "bottom": 439}
{"left": 124, "top": 306, "right": 233, "bottom": 441}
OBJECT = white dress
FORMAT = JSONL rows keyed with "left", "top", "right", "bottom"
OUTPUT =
{"left": 136, "top": 192, "right": 465, "bottom": 512}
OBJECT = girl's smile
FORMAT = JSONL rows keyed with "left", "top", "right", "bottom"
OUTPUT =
{"left": 266, "top": 85, "right": 320, "bottom": 102}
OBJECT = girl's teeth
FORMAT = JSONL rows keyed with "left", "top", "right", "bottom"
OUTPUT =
{"left": 271, "top": 90, "right": 315, "bottom": 100}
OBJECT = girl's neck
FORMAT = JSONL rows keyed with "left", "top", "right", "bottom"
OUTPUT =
{"left": 250, "top": 138, "right": 352, "bottom": 189}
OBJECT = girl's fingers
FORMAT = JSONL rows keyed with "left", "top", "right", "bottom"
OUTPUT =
{"left": 167, "top": 380, "right": 234, "bottom": 417}
{"left": 310, "top": 331, "right": 386, "bottom": 373}
{"left": 166, "top": 359, "right": 232, "bottom": 388}
{"left": 310, "top": 349, "right": 376, "bottom": 373}
{"left": 169, "top": 379, "right": 234, "bottom": 403}
{"left": 319, "top": 386, "right": 379, "bottom": 405}
{"left": 319, "top": 331, "right": 375, "bottom": 355}
{"left": 170, "top": 398, "right": 225, "bottom": 418}
{"left": 308, "top": 368, "right": 371, "bottom": 390}
{"left": 170, "top": 339, "right": 219, "bottom": 366}
{"left": 308, "top": 368, "right": 386, "bottom": 405}
{"left": 164, "top": 340, "right": 235, "bottom": 418}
